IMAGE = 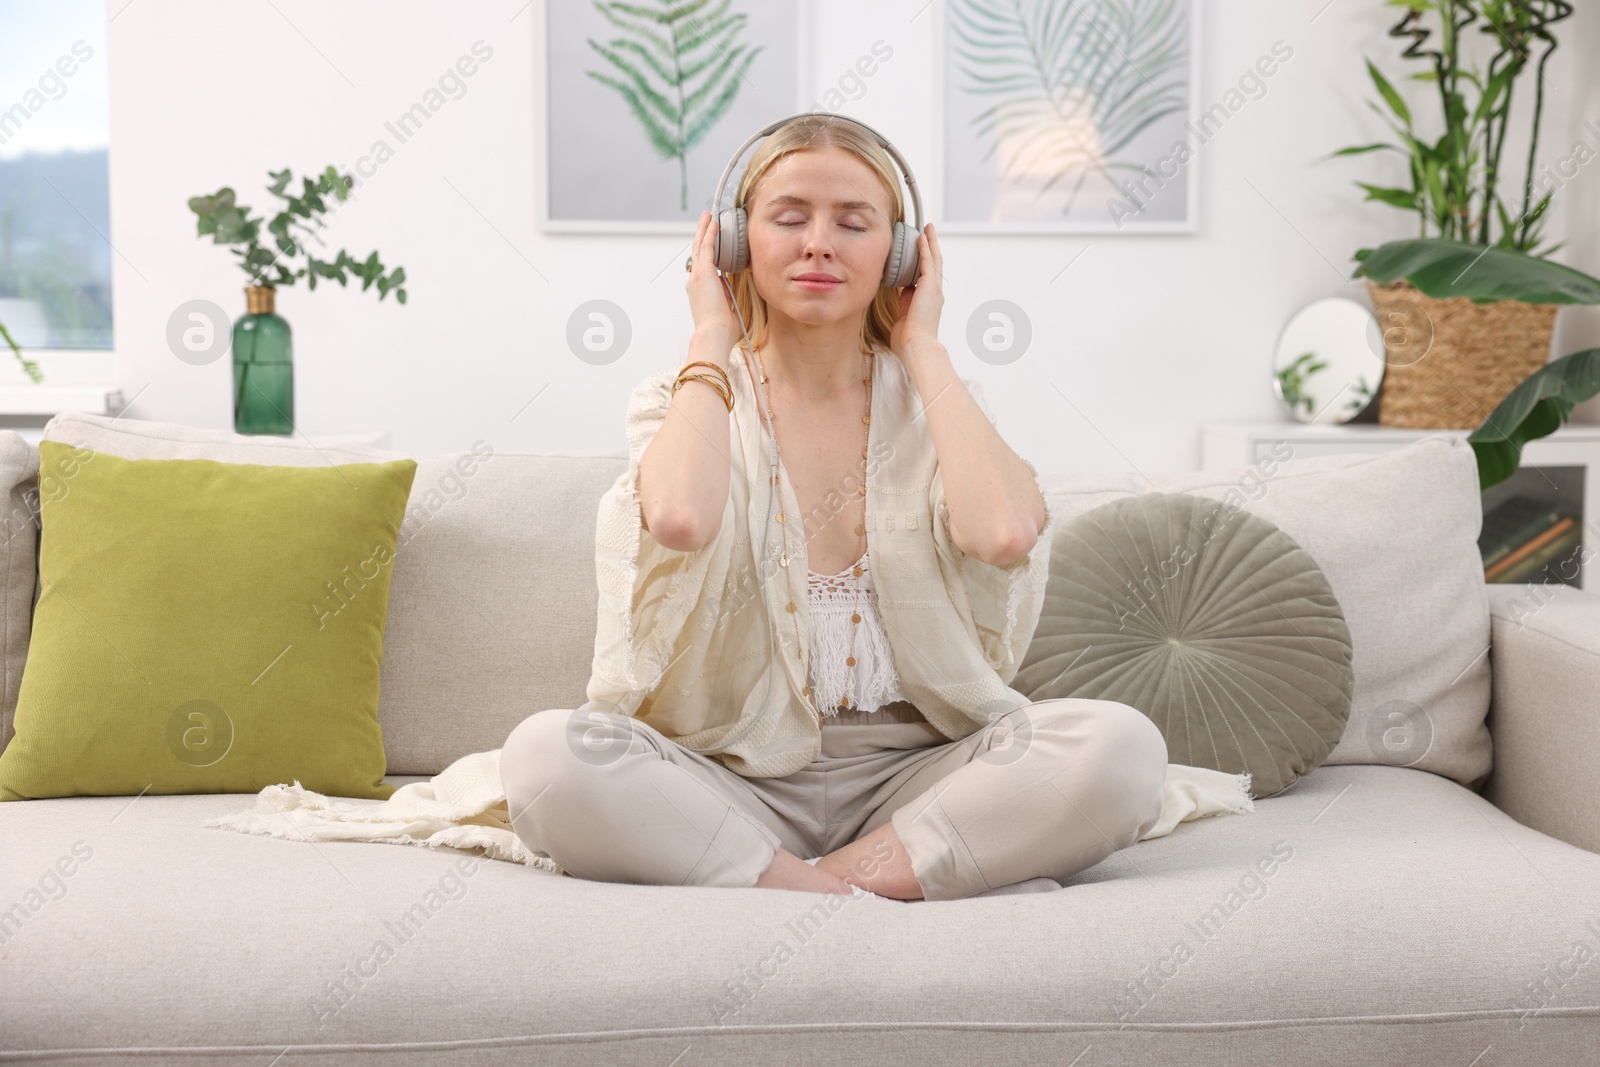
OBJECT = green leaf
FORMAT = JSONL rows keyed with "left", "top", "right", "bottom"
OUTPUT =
{"left": 1366, "top": 59, "right": 1411, "bottom": 126}
{"left": 1352, "top": 238, "right": 1600, "bottom": 304}
{"left": 1327, "top": 142, "right": 1402, "bottom": 159}
{"left": 1472, "top": 66, "right": 1513, "bottom": 126}
{"left": 1493, "top": 200, "right": 1516, "bottom": 246}
{"left": 187, "top": 188, "right": 236, "bottom": 215}
{"left": 1423, "top": 158, "right": 1445, "bottom": 216}
{"left": 1357, "top": 183, "right": 1421, "bottom": 209}
{"left": 1468, "top": 349, "right": 1600, "bottom": 489}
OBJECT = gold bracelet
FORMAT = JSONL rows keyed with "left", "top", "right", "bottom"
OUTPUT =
{"left": 671, "top": 373, "right": 733, "bottom": 412}
{"left": 690, "top": 373, "right": 733, "bottom": 410}
{"left": 678, "top": 360, "right": 730, "bottom": 395}
{"left": 673, "top": 360, "right": 732, "bottom": 409}
{"left": 679, "top": 374, "right": 732, "bottom": 412}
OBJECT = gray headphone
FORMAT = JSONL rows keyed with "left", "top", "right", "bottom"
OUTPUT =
{"left": 709, "top": 111, "right": 924, "bottom": 288}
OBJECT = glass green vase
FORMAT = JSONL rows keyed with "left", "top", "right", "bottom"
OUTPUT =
{"left": 232, "top": 286, "right": 294, "bottom": 435}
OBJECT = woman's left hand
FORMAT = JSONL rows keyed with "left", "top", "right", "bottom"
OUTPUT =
{"left": 889, "top": 223, "right": 944, "bottom": 358}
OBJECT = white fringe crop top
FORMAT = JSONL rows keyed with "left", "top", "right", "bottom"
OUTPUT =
{"left": 805, "top": 548, "right": 910, "bottom": 716}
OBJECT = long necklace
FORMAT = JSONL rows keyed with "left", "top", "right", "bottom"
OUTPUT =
{"left": 752, "top": 343, "right": 873, "bottom": 716}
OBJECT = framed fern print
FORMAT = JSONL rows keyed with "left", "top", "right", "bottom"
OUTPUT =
{"left": 936, "top": 0, "right": 1201, "bottom": 234}
{"left": 541, "top": 0, "right": 809, "bottom": 233}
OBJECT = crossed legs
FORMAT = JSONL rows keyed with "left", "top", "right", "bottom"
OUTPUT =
{"left": 500, "top": 697, "right": 1167, "bottom": 902}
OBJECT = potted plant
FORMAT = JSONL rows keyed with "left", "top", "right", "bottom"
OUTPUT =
{"left": 1332, "top": 0, "right": 1600, "bottom": 429}
{"left": 188, "top": 166, "right": 407, "bottom": 435}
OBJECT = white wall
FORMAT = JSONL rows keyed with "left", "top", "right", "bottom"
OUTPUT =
{"left": 103, "top": 0, "right": 1600, "bottom": 471}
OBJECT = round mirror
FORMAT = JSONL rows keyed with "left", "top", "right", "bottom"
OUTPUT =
{"left": 1272, "top": 297, "right": 1385, "bottom": 424}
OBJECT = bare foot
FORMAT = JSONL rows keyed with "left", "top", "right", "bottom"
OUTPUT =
{"left": 753, "top": 847, "right": 853, "bottom": 894}
{"left": 811, "top": 821, "right": 926, "bottom": 900}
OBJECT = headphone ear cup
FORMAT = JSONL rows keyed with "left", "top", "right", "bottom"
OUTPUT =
{"left": 715, "top": 206, "right": 749, "bottom": 274}
{"left": 883, "top": 221, "right": 920, "bottom": 289}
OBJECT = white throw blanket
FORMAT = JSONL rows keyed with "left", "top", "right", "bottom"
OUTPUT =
{"left": 205, "top": 751, "right": 1254, "bottom": 877}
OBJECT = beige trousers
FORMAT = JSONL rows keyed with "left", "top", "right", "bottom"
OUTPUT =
{"left": 498, "top": 697, "right": 1168, "bottom": 902}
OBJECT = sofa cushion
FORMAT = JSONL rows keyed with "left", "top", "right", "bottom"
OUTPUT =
{"left": 0, "top": 442, "right": 416, "bottom": 802}
{"left": 1037, "top": 437, "right": 1491, "bottom": 791}
{"left": 0, "top": 430, "right": 39, "bottom": 761}
{"left": 1016, "top": 491, "right": 1354, "bottom": 798}
{"left": 1, "top": 764, "right": 1594, "bottom": 1062}
{"left": 37, "top": 412, "right": 617, "bottom": 775}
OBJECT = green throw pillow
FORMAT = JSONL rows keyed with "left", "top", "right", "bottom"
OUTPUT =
{"left": 0, "top": 441, "right": 417, "bottom": 801}
{"left": 1013, "top": 491, "right": 1354, "bottom": 798}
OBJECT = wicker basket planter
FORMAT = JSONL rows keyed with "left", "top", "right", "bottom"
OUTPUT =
{"left": 1366, "top": 280, "right": 1559, "bottom": 429}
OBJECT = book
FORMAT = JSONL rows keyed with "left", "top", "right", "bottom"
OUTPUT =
{"left": 1485, "top": 516, "right": 1577, "bottom": 581}
{"left": 1479, "top": 495, "right": 1564, "bottom": 569}
{"left": 1495, "top": 525, "right": 1584, "bottom": 583}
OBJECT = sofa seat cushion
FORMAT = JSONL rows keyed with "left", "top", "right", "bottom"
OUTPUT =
{"left": 2, "top": 767, "right": 1595, "bottom": 1064}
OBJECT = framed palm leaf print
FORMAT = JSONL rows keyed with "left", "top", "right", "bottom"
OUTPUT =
{"left": 936, "top": 0, "right": 1201, "bottom": 234}
{"left": 541, "top": 0, "right": 809, "bottom": 233}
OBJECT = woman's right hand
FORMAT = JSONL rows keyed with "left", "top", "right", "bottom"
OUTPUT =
{"left": 687, "top": 210, "right": 744, "bottom": 356}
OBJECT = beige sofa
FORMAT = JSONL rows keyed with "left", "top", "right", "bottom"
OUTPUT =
{"left": 2, "top": 412, "right": 1598, "bottom": 1066}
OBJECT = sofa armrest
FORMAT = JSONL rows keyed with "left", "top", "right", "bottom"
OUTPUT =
{"left": 1483, "top": 584, "right": 1600, "bottom": 854}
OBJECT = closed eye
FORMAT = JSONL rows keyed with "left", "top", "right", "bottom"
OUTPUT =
{"left": 777, "top": 221, "right": 869, "bottom": 233}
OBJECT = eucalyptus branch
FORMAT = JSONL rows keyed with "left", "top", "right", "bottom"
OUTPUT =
{"left": 188, "top": 165, "right": 409, "bottom": 304}
{"left": 0, "top": 319, "right": 43, "bottom": 384}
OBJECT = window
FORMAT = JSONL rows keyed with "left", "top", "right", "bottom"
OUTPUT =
{"left": 0, "top": 0, "right": 112, "bottom": 351}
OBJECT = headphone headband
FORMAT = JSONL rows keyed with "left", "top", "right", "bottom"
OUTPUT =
{"left": 710, "top": 111, "right": 924, "bottom": 244}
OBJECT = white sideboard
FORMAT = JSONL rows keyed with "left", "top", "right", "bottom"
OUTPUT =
{"left": 1201, "top": 422, "right": 1600, "bottom": 591}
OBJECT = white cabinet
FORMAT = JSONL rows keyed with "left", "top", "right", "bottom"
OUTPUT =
{"left": 1202, "top": 422, "right": 1600, "bottom": 591}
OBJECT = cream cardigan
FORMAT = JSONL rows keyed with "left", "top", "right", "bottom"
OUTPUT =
{"left": 586, "top": 344, "right": 1058, "bottom": 777}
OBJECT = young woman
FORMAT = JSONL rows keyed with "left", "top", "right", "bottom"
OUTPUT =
{"left": 498, "top": 115, "right": 1169, "bottom": 902}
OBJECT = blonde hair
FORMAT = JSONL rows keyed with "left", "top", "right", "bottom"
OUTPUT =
{"left": 725, "top": 114, "right": 908, "bottom": 358}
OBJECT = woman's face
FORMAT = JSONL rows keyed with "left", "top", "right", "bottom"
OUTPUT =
{"left": 744, "top": 146, "right": 896, "bottom": 329}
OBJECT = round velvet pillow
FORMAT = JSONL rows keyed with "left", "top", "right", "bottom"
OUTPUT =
{"left": 1013, "top": 491, "right": 1354, "bottom": 798}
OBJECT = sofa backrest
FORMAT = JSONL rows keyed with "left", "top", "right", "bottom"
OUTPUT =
{"left": 0, "top": 414, "right": 1491, "bottom": 789}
